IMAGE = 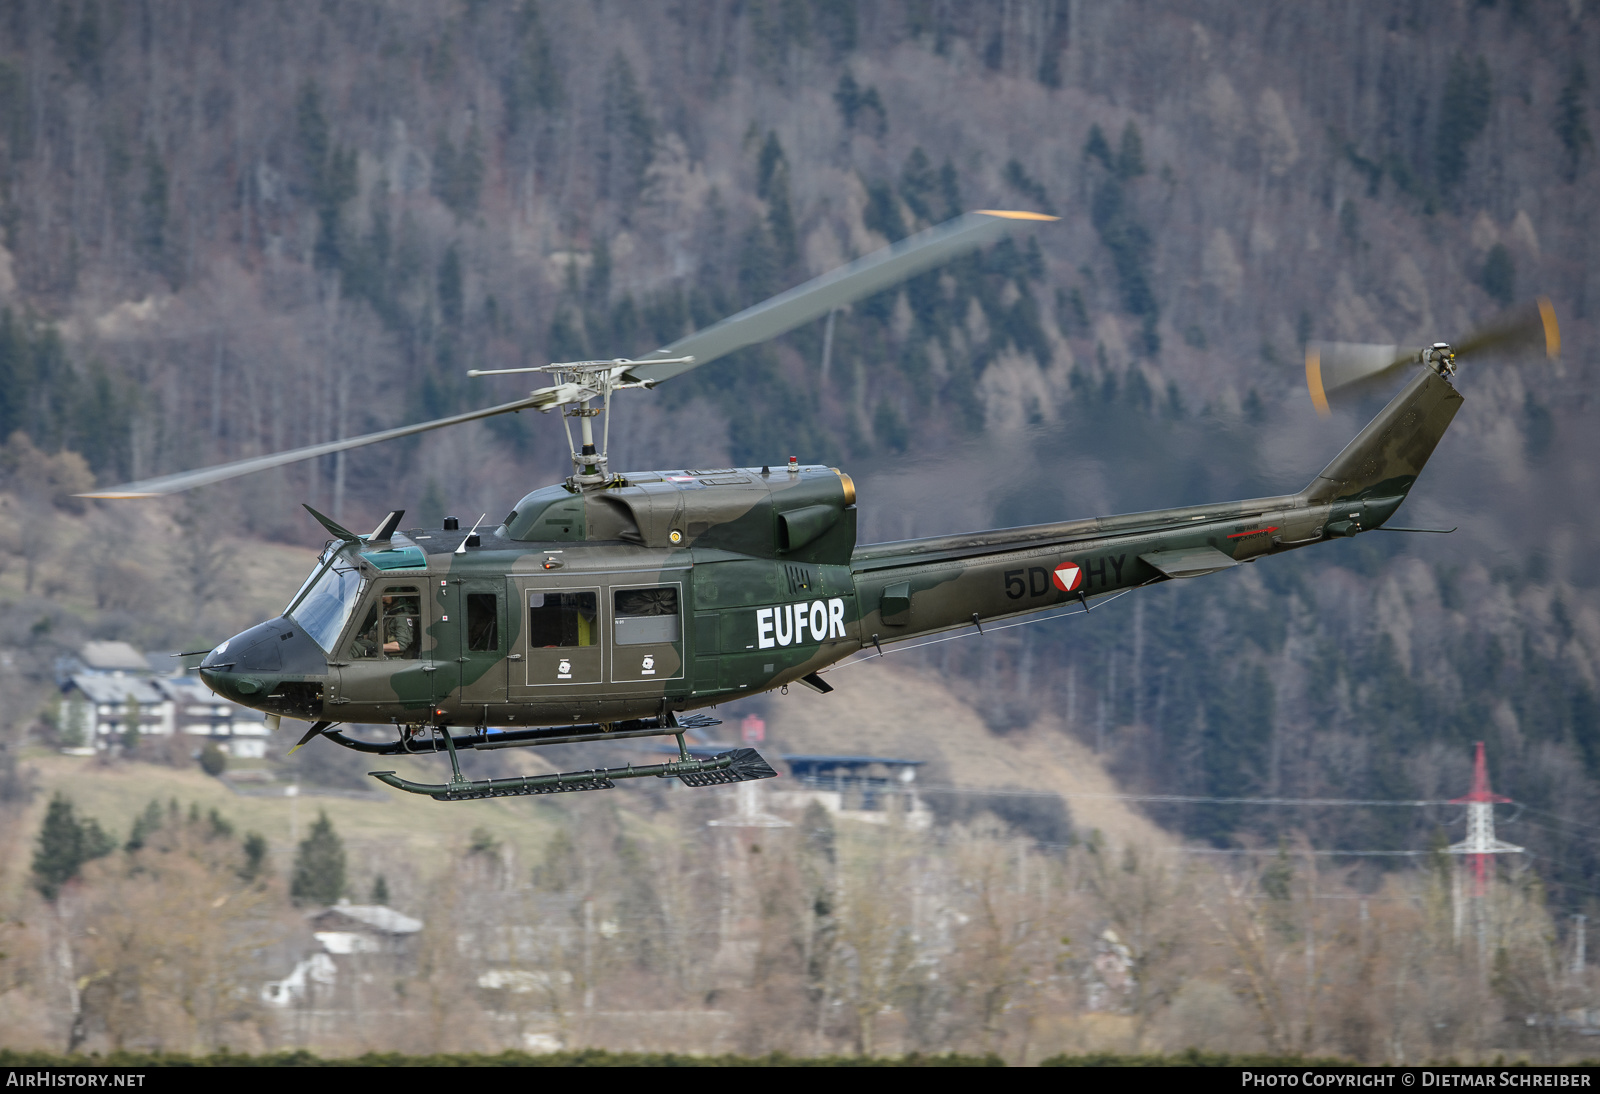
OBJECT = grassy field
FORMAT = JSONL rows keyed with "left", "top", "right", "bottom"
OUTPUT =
{"left": 1, "top": 747, "right": 576, "bottom": 907}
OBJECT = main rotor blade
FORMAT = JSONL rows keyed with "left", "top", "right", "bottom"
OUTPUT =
{"left": 80, "top": 394, "right": 547, "bottom": 498}
{"left": 623, "top": 209, "right": 1057, "bottom": 385}
{"left": 84, "top": 209, "right": 1055, "bottom": 499}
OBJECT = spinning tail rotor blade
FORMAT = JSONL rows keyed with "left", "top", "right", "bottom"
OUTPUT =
{"left": 1451, "top": 296, "right": 1559, "bottom": 360}
{"left": 624, "top": 210, "right": 1057, "bottom": 385}
{"left": 1304, "top": 297, "right": 1559, "bottom": 417}
{"left": 1304, "top": 342, "right": 1422, "bottom": 416}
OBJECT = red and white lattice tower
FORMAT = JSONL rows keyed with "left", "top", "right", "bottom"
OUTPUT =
{"left": 1448, "top": 741, "right": 1523, "bottom": 896}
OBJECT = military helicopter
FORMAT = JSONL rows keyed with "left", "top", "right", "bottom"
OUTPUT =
{"left": 85, "top": 211, "right": 1559, "bottom": 801}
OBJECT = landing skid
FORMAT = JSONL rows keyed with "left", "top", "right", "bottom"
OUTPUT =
{"left": 283, "top": 711, "right": 774, "bottom": 801}
{"left": 370, "top": 747, "right": 777, "bottom": 801}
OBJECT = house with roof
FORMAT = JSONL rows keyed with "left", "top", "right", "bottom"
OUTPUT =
{"left": 308, "top": 900, "right": 424, "bottom": 956}
{"left": 57, "top": 641, "right": 267, "bottom": 756}
{"left": 263, "top": 901, "right": 424, "bottom": 1011}
{"left": 773, "top": 753, "right": 933, "bottom": 828}
{"left": 644, "top": 738, "right": 933, "bottom": 827}
{"left": 81, "top": 640, "right": 151, "bottom": 673}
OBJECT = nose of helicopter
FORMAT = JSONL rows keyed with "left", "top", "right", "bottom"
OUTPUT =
{"left": 198, "top": 617, "right": 328, "bottom": 711}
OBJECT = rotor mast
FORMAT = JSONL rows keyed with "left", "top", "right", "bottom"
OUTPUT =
{"left": 467, "top": 357, "right": 693, "bottom": 489}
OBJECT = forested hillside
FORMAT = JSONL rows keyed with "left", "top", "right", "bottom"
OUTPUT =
{"left": 0, "top": 0, "right": 1594, "bottom": 908}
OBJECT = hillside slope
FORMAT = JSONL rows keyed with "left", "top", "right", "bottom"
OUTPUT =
{"left": 0, "top": 1, "right": 1591, "bottom": 909}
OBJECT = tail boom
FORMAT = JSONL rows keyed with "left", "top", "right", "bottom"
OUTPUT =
{"left": 846, "top": 370, "right": 1463, "bottom": 646}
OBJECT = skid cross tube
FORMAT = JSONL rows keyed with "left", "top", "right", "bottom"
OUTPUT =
{"left": 319, "top": 714, "right": 721, "bottom": 755}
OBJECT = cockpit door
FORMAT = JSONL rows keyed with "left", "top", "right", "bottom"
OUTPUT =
{"left": 450, "top": 577, "right": 508, "bottom": 708}
{"left": 331, "top": 582, "right": 434, "bottom": 717}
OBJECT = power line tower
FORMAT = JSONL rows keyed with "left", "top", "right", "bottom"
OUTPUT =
{"left": 1448, "top": 741, "right": 1522, "bottom": 957}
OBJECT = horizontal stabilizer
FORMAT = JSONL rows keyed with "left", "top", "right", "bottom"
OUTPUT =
{"left": 1139, "top": 546, "right": 1239, "bottom": 579}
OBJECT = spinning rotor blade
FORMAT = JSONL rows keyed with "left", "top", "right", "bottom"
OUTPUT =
{"left": 79, "top": 394, "right": 550, "bottom": 498}
{"left": 624, "top": 209, "right": 1057, "bottom": 384}
{"left": 1303, "top": 342, "right": 1423, "bottom": 416}
{"left": 1304, "top": 297, "right": 1559, "bottom": 417}
{"left": 83, "top": 209, "right": 1055, "bottom": 498}
{"left": 1452, "top": 296, "right": 1559, "bottom": 360}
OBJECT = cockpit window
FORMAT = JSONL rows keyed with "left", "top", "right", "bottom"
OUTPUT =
{"left": 349, "top": 587, "right": 423, "bottom": 660}
{"left": 288, "top": 559, "right": 367, "bottom": 654}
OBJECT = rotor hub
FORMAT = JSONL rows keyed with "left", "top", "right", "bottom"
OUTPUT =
{"left": 468, "top": 356, "right": 694, "bottom": 491}
{"left": 1422, "top": 342, "right": 1457, "bottom": 377}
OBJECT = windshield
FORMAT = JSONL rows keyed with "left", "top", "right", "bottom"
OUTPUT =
{"left": 288, "top": 556, "right": 367, "bottom": 654}
{"left": 284, "top": 541, "right": 342, "bottom": 616}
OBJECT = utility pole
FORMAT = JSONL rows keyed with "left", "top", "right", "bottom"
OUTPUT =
{"left": 707, "top": 776, "right": 790, "bottom": 984}
{"left": 1574, "top": 914, "right": 1588, "bottom": 978}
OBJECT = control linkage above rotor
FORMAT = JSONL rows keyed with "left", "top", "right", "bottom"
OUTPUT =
{"left": 469, "top": 356, "right": 695, "bottom": 486}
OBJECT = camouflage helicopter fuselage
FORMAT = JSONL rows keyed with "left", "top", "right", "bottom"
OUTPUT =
{"left": 199, "top": 366, "right": 1461, "bottom": 752}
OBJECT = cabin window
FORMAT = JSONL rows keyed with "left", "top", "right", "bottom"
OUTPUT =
{"left": 467, "top": 593, "right": 499, "bottom": 652}
{"left": 529, "top": 591, "right": 597, "bottom": 648}
{"left": 613, "top": 586, "right": 681, "bottom": 645}
{"left": 349, "top": 587, "right": 422, "bottom": 660}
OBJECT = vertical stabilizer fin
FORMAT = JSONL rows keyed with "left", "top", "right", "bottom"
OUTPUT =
{"left": 1300, "top": 370, "right": 1463, "bottom": 505}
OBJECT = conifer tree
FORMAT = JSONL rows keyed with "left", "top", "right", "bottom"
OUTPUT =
{"left": 240, "top": 832, "right": 268, "bottom": 883}
{"left": 291, "top": 810, "right": 345, "bottom": 906}
{"left": 124, "top": 799, "right": 162, "bottom": 852}
{"left": 32, "top": 794, "right": 112, "bottom": 900}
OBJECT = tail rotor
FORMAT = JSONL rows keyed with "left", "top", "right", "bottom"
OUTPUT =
{"left": 1304, "top": 297, "right": 1559, "bottom": 417}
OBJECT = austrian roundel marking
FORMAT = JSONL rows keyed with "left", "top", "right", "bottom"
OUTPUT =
{"left": 1051, "top": 561, "right": 1083, "bottom": 592}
